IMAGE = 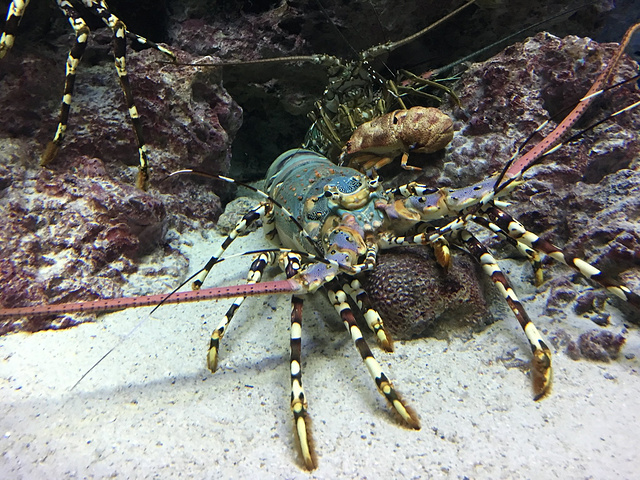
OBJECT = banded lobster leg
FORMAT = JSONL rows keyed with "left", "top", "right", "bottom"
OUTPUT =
{"left": 379, "top": 226, "right": 553, "bottom": 398}
{"left": 0, "top": 0, "right": 175, "bottom": 189}
{"left": 455, "top": 229, "right": 552, "bottom": 399}
{"left": 472, "top": 215, "right": 544, "bottom": 286}
{"left": 208, "top": 242, "right": 320, "bottom": 470}
{"left": 281, "top": 252, "right": 315, "bottom": 471}
{"left": 173, "top": 192, "right": 318, "bottom": 469}
{"left": 190, "top": 198, "right": 326, "bottom": 374}
{"left": 478, "top": 204, "right": 640, "bottom": 308}
{"left": 206, "top": 250, "right": 277, "bottom": 372}
{"left": 342, "top": 277, "right": 394, "bottom": 352}
{"left": 325, "top": 278, "right": 420, "bottom": 427}
{"left": 0, "top": 0, "right": 29, "bottom": 57}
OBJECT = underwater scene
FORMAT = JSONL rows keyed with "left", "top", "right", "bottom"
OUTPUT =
{"left": 0, "top": 0, "right": 639, "bottom": 477}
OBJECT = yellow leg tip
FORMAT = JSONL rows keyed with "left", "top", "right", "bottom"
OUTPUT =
{"left": 377, "top": 331, "right": 394, "bottom": 353}
{"left": 207, "top": 349, "right": 218, "bottom": 373}
{"left": 295, "top": 416, "right": 316, "bottom": 470}
{"left": 531, "top": 349, "right": 552, "bottom": 401}
{"left": 392, "top": 400, "right": 421, "bottom": 430}
{"left": 41, "top": 141, "right": 60, "bottom": 166}
{"left": 292, "top": 406, "right": 316, "bottom": 470}
{"left": 136, "top": 168, "right": 149, "bottom": 190}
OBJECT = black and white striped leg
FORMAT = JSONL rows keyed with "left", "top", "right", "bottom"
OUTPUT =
{"left": 282, "top": 252, "right": 316, "bottom": 470}
{"left": 41, "top": 2, "right": 91, "bottom": 167}
{"left": 0, "top": 0, "right": 30, "bottom": 58}
{"left": 207, "top": 251, "right": 276, "bottom": 372}
{"left": 326, "top": 279, "right": 420, "bottom": 428}
{"left": 458, "top": 229, "right": 552, "bottom": 400}
{"left": 379, "top": 216, "right": 468, "bottom": 251}
{"left": 193, "top": 203, "right": 273, "bottom": 290}
{"left": 342, "top": 278, "right": 394, "bottom": 352}
{"left": 124, "top": 30, "right": 174, "bottom": 58}
{"left": 35, "top": 1, "right": 175, "bottom": 189}
{"left": 482, "top": 204, "right": 640, "bottom": 309}
{"left": 473, "top": 214, "right": 544, "bottom": 286}
{"left": 83, "top": 0, "right": 150, "bottom": 189}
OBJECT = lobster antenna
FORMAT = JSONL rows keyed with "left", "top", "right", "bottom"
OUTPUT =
{"left": 158, "top": 1, "right": 476, "bottom": 72}
{"left": 508, "top": 72, "right": 640, "bottom": 172}
{"left": 360, "top": 1, "right": 477, "bottom": 62}
{"left": 494, "top": 87, "right": 640, "bottom": 195}
{"left": 314, "top": 0, "right": 360, "bottom": 59}
{"left": 67, "top": 241, "right": 347, "bottom": 390}
{"left": 159, "top": 54, "right": 343, "bottom": 68}
{"left": 491, "top": 20, "right": 640, "bottom": 194}
{"left": 148, "top": 247, "right": 337, "bottom": 315}
{"left": 65, "top": 247, "right": 331, "bottom": 389}
{"left": 433, "top": 1, "right": 598, "bottom": 77}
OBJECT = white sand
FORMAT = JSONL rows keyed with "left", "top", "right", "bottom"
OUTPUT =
{"left": 1, "top": 228, "right": 639, "bottom": 479}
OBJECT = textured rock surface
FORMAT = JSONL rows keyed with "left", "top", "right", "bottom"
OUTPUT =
{"left": 364, "top": 247, "right": 493, "bottom": 340}
{"left": 0, "top": 16, "right": 241, "bottom": 333}
{"left": 0, "top": 139, "right": 166, "bottom": 333}
{"left": 373, "top": 31, "right": 640, "bottom": 336}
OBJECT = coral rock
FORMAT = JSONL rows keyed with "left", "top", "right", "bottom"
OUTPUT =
{"left": 363, "top": 247, "right": 493, "bottom": 340}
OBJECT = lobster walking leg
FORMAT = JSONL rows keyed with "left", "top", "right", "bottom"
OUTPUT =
{"left": 39, "top": 1, "right": 175, "bottom": 190}
{"left": 457, "top": 230, "right": 552, "bottom": 399}
{"left": 282, "top": 253, "right": 316, "bottom": 471}
{"left": 41, "top": 2, "right": 91, "bottom": 166}
{"left": 0, "top": 0, "right": 29, "bottom": 58}
{"left": 342, "top": 278, "right": 394, "bottom": 352}
{"left": 481, "top": 205, "right": 640, "bottom": 308}
{"left": 207, "top": 251, "right": 277, "bottom": 372}
{"left": 472, "top": 215, "right": 544, "bottom": 286}
{"left": 326, "top": 279, "right": 420, "bottom": 429}
{"left": 193, "top": 203, "right": 273, "bottom": 290}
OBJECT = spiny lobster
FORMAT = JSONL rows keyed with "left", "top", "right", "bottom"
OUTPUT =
{"left": 1, "top": 21, "right": 639, "bottom": 471}
{"left": 0, "top": 0, "right": 617, "bottom": 328}
{"left": 0, "top": 0, "right": 175, "bottom": 190}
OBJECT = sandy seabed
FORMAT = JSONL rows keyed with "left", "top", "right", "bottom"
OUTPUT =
{"left": 1, "top": 228, "right": 639, "bottom": 479}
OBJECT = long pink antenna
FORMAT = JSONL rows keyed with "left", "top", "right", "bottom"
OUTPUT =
{"left": 0, "top": 280, "right": 303, "bottom": 318}
{"left": 500, "top": 21, "right": 640, "bottom": 184}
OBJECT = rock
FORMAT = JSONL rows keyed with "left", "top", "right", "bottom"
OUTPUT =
{"left": 363, "top": 246, "right": 493, "bottom": 340}
{"left": 0, "top": 18, "right": 242, "bottom": 333}
{"left": 566, "top": 329, "right": 626, "bottom": 361}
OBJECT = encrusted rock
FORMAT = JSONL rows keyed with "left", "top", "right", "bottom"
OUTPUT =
{"left": 0, "top": 26, "right": 241, "bottom": 333}
{"left": 363, "top": 247, "right": 493, "bottom": 340}
{"left": 0, "top": 140, "right": 166, "bottom": 334}
{"left": 566, "top": 329, "right": 626, "bottom": 361}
